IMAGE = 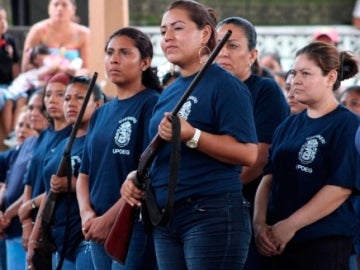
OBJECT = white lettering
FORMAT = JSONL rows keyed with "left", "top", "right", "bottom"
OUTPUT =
{"left": 112, "top": 148, "right": 131, "bottom": 155}
{"left": 296, "top": 164, "right": 313, "bottom": 173}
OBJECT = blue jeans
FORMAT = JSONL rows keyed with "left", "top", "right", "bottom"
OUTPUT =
{"left": 76, "top": 240, "right": 94, "bottom": 269}
{"left": 348, "top": 254, "right": 358, "bottom": 270}
{"left": 153, "top": 192, "right": 252, "bottom": 270}
{"left": 52, "top": 252, "right": 75, "bottom": 270}
{"left": 5, "top": 236, "right": 26, "bottom": 270}
{"left": 52, "top": 240, "right": 94, "bottom": 270}
{"left": 0, "top": 238, "right": 6, "bottom": 270}
{"left": 90, "top": 220, "right": 157, "bottom": 270}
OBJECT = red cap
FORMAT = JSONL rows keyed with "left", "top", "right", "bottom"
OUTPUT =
{"left": 313, "top": 27, "right": 340, "bottom": 44}
{"left": 48, "top": 72, "right": 72, "bottom": 85}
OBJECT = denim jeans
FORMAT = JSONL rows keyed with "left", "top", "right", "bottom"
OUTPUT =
{"left": 76, "top": 240, "right": 94, "bottom": 269}
{"left": 0, "top": 238, "right": 6, "bottom": 270}
{"left": 90, "top": 220, "right": 157, "bottom": 270}
{"left": 153, "top": 192, "right": 252, "bottom": 270}
{"left": 5, "top": 236, "right": 26, "bottom": 270}
{"left": 52, "top": 240, "right": 95, "bottom": 270}
{"left": 52, "top": 252, "right": 75, "bottom": 270}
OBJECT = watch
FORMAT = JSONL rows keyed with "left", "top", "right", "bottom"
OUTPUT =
{"left": 186, "top": 128, "right": 201, "bottom": 149}
{"left": 31, "top": 199, "right": 36, "bottom": 209}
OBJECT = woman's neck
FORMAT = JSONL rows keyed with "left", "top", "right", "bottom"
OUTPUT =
{"left": 307, "top": 95, "right": 339, "bottom": 118}
{"left": 53, "top": 120, "right": 68, "bottom": 131}
{"left": 116, "top": 81, "right": 145, "bottom": 100}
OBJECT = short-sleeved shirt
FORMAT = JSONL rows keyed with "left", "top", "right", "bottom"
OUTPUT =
{"left": 42, "top": 136, "right": 85, "bottom": 260}
{"left": 266, "top": 106, "right": 360, "bottom": 242}
{"left": 149, "top": 64, "right": 258, "bottom": 207}
{"left": 3, "top": 136, "right": 37, "bottom": 238}
{"left": 242, "top": 74, "right": 290, "bottom": 204}
{"left": 24, "top": 125, "right": 72, "bottom": 198}
{"left": 80, "top": 89, "right": 159, "bottom": 215}
{"left": 0, "top": 33, "right": 20, "bottom": 84}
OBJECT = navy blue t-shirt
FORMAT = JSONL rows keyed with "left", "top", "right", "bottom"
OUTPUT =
{"left": 3, "top": 136, "right": 37, "bottom": 238}
{"left": 243, "top": 74, "right": 290, "bottom": 204}
{"left": 266, "top": 105, "right": 360, "bottom": 242}
{"left": 42, "top": 136, "right": 85, "bottom": 260}
{"left": 0, "top": 148, "right": 16, "bottom": 185}
{"left": 80, "top": 88, "right": 159, "bottom": 215}
{"left": 23, "top": 125, "right": 72, "bottom": 198}
{"left": 149, "top": 64, "right": 258, "bottom": 207}
{"left": 244, "top": 74, "right": 289, "bottom": 143}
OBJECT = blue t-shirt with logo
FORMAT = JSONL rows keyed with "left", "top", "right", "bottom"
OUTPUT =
{"left": 266, "top": 105, "right": 360, "bottom": 242}
{"left": 80, "top": 89, "right": 159, "bottom": 215}
{"left": 149, "top": 64, "right": 258, "bottom": 207}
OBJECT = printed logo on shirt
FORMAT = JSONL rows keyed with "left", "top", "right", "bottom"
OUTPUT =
{"left": 179, "top": 96, "right": 198, "bottom": 120}
{"left": 113, "top": 116, "right": 137, "bottom": 155}
{"left": 296, "top": 135, "right": 326, "bottom": 173}
{"left": 71, "top": 155, "right": 81, "bottom": 173}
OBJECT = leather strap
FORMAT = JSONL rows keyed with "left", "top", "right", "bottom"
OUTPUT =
{"left": 144, "top": 114, "right": 181, "bottom": 226}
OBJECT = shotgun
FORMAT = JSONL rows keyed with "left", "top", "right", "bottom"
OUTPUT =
{"left": 32, "top": 72, "right": 98, "bottom": 270}
{"left": 104, "top": 30, "right": 232, "bottom": 264}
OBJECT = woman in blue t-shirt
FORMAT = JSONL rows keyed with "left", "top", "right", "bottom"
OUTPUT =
{"left": 18, "top": 73, "right": 72, "bottom": 261}
{"left": 121, "top": 1, "right": 258, "bottom": 269}
{"left": 34, "top": 76, "right": 103, "bottom": 270}
{"left": 77, "top": 27, "right": 162, "bottom": 270}
{"left": 253, "top": 41, "right": 360, "bottom": 269}
{"left": 215, "top": 16, "right": 290, "bottom": 270}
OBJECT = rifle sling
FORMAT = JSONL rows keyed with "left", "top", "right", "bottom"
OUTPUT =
{"left": 144, "top": 115, "right": 181, "bottom": 226}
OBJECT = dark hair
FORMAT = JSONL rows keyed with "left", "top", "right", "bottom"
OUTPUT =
{"left": 162, "top": 70, "right": 180, "bottom": 86}
{"left": 296, "top": 41, "right": 359, "bottom": 91}
{"left": 28, "top": 88, "right": 46, "bottom": 116}
{"left": 165, "top": 0, "right": 217, "bottom": 51}
{"left": 68, "top": 76, "right": 105, "bottom": 103}
{"left": 340, "top": 85, "right": 360, "bottom": 99}
{"left": 260, "top": 51, "right": 282, "bottom": 68}
{"left": 30, "top": 44, "right": 50, "bottom": 66}
{"left": 217, "top": 16, "right": 257, "bottom": 51}
{"left": 105, "top": 27, "right": 162, "bottom": 92}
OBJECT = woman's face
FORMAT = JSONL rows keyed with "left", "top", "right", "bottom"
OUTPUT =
{"left": 292, "top": 54, "right": 334, "bottom": 106}
{"left": 44, "top": 82, "right": 66, "bottom": 121}
{"left": 15, "top": 112, "right": 37, "bottom": 145}
{"left": 48, "top": 0, "right": 75, "bottom": 23}
{"left": 216, "top": 23, "right": 256, "bottom": 81}
{"left": 0, "top": 9, "right": 8, "bottom": 35}
{"left": 341, "top": 91, "right": 360, "bottom": 115}
{"left": 284, "top": 73, "right": 307, "bottom": 114}
{"left": 27, "top": 93, "right": 48, "bottom": 132}
{"left": 63, "top": 83, "right": 99, "bottom": 124}
{"left": 160, "top": 8, "right": 207, "bottom": 69}
{"left": 105, "top": 35, "right": 148, "bottom": 87}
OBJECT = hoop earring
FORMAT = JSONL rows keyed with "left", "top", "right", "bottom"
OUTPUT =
{"left": 198, "top": 45, "right": 211, "bottom": 64}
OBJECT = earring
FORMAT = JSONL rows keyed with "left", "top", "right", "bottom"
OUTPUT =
{"left": 198, "top": 45, "right": 211, "bottom": 64}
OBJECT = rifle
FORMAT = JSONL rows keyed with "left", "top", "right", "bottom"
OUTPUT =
{"left": 31, "top": 72, "right": 98, "bottom": 270}
{"left": 104, "top": 30, "right": 232, "bottom": 264}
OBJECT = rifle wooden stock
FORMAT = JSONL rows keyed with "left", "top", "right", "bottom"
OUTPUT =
{"left": 33, "top": 72, "right": 98, "bottom": 270}
{"left": 104, "top": 30, "right": 232, "bottom": 264}
{"left": 104, "top": 199, "right": 134, "bottom": 264}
